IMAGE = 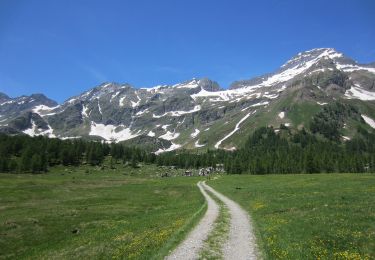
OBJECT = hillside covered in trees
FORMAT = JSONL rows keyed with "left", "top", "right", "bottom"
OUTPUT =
{"left": 157, "top": 102, "right": 375, "bottom": 174}
{"left": 155, "top": 124, "right": 375, "bottom": 174}
{"left": 1, "top": 102, "right": 374, "bottom": 174}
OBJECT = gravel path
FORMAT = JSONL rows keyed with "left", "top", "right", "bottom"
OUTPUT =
{"left": 166, "top": 181, "right": 259, "bottom": 260}
{"left": 165, "top": 181, "right": 219, "bottom": 260}
{"left": 202, "top": 181, "right": 259, "bottom": 260}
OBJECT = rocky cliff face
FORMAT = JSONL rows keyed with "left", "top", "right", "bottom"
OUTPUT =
{"left": 1, "top": 48, "right": 375, "bottom": 152}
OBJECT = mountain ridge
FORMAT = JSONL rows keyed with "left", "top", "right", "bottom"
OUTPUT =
{"left": 1, "top": 48, "right": 375, "bottom": 152}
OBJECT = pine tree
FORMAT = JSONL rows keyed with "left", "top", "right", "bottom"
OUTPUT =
{"left": 31, "top": 154, "right": 42, "bottom": 173}
{"left": 20, "top": 147, "right": 33, "bottom": 172}
{"left": 131, "top": 156, "right": 138, "bottom": 168}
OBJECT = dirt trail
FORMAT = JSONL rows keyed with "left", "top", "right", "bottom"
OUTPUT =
{"left": 166, "top": 181, "right": 259, "bottom": 260}
{"left": 165, "top": 181, "right": 219, "bottom": 260}
{"left": 202, "top": 182, "right": 259, "bottom": 260}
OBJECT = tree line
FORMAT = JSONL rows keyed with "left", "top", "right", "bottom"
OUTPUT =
{"left": 154, "top": 125, "right": 375, "bottom": 174}
{"left": 0, "top": 134, "right": 155, "bottom": 173}
{"left": 224, "top": 126, "right": 375, "bottom": 174}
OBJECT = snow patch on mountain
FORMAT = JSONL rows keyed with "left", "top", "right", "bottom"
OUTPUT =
{"left": 141, "top": 85, "right": 165, "bottom": 93}
{"left": 97, "top": 100, "right": 103, "bottom": 115}
{"left": 82, "top": 105, "right": 90, "bottom": 118}
{"left": 110, "top": 91, "right": 120, "bottom": 102}
{"left": 119, "top": 96, "right": 126, "bottom": 107}
{"left": 23, "top": 120, "right": 55, "bottom": 138}
{"left": 195, "top": 140, "right": 205, "bottom": 148}
{"left": 159, "top": 131, "right": 180, "bottom": 140}
{"left": 362, "top": 115, "right": 375, "bottom": 129}
{"left": 153, "top": 105, "right": 201, "bottom": 118}
{"left": 191, "top": 128, "right": 200, "bottom": 138}
{"left": 101, "top": 83, "right": 111, "bottom": 88}
{"left": 22, "top": 121, "right": 38, "bottom": 136}
{"left": 131, "top": 94, "right": 141, "bottom": 108}
{"left": 0, "top": 100, "right": 16, "bottom": 106}
{"left": 44, "top": 111, "right": 58, "bottom": 116}
{"left": 191, "top": 84, "right": 281, "bottom": 103}
{"left": 135, "top": 108, "right": 149, "bottom": 116}
{"left": 89, "top": 122, "right": 138, "bottom": 142}
{"left": 154, "top": 142, "right": 181, "bottom": 154}
{"left": 191, "top": 88, "right": 234, "bottom": 101}
{"left": 336, "top": 63, "right": 375, "bottom": 74}
{"left": 263, "top": 93, "right": 279, "bottom": 99}
{"left": 345, "top": 84, "right": 375, "bottom": 100}
{"left": 147, "top": 130, "right": 155, "bottom": 137}
{"left": 251, "top": 101, "right": 269, "bottom": 107}
{"left": 67, "top": 98, "right": 77, "bottom": 104}
{"left": 41, "top": 124, "right": 55, "bottom": 138}
{"left": 308, "top": 68, "right": 332, "bottom": 75}
{"left": 174, "top": 79, "right": 199, "bottom": 89}
{"left": 32, "top": 105, "right": 57, "bottom": 114}
{"left": 215, "top": 110, "right": 256, "bottom": 149}
{"left": 60, "top": 136, "right": 82, "bottom": 140}
{"left": 161, "top": 124, "right": 170, "bottom": 130}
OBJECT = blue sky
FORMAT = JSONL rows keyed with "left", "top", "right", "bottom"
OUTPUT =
{"left": 0, "top": 0, "right": 374, "bottom": 103}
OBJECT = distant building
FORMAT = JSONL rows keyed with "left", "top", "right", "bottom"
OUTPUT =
{"left": 184, "top": 170, "right": 193, "bottom": 177}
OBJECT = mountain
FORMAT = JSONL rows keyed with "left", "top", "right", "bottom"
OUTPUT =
{"left": 1, "top": 48, "right": 375, "bottom": 152}
{"left": 0, "top": 93, "right": 58, "bottom": 135}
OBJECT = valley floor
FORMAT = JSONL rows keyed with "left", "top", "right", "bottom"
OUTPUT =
{"left": 0, "top": 166, "right": 374, "bottom": 259}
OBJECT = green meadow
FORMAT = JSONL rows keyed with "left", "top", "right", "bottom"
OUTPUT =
{"left": 1, "top": 165, "right": 374, "bottom": 260}
{"left": 209, "top": 174, "right": 375, "bottom": 259}
{"left": 0, "top": 165, "right": 205, "bottom": 259}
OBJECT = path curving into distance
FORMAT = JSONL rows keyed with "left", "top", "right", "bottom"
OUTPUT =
{"left": 166, "top": 181, "right": 259, "bottom": 260}
{"left": 165, "top": 181, "right": 220, "bottom": 260}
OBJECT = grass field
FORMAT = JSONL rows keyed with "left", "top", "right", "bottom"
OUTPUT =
{"left": 2, "top": 165, "right": 374, "bottom": 260}
{"left": 209, "top": 174, "right": 375, "bottom": 259}
{"left": 0, "top": 164, "right": 205, "bottom": 259}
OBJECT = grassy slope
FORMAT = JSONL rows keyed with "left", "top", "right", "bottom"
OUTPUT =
{"left": 219, "top": 91, "right": 318, "bottom": 149}
{"left": 220, "top": 94, "right": 375, "bottom": 149}
{"left": 209, "top": 174, "right": 375, "bottom": 259}
{"left": 186, "top": 106, "right": 250, "bottom": 150}
{"left": 148, "top": 89, "right": 375, "bottom": 151}
{"left": 0, "top": 165, "right": 205, "bottom": 259}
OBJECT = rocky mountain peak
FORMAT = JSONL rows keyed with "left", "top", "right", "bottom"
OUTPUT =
{"left": 64, "top": 82, "right": 134, "bottom": 104}
{"left": 229, "top": 48, "right": 362, "bottom": 90}
{"left": 0, "top": 92, "right": 10, "bottom": 103}
{"left": 280, "top": 48, "right": 352, "bottom": 71}
{"left": 29, "top": 93, "right": 58, "bottom": 107}
{"left": 197, "top": 78, "right": 222, "bottom": 92}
